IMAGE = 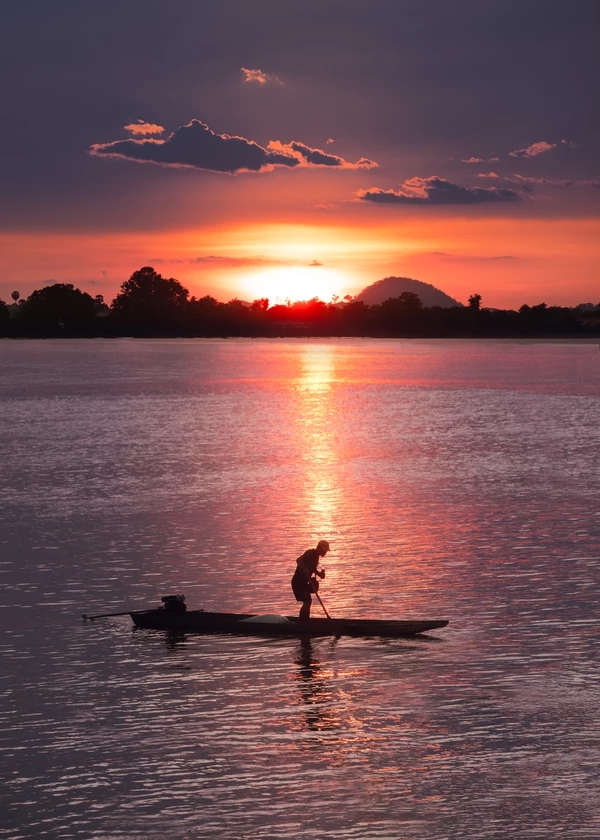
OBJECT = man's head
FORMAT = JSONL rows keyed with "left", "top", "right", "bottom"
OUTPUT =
{"left": 316, "top": 539, "right": 330, "bottom": 557}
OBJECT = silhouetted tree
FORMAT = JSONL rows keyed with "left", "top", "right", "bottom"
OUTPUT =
{"left": 19, "top": 284, "right": 97, "bottom": 334}
{"left": 468, "top": 293, "right": 482, "bottom": 310}
{"left": 94, "top": 294, "right": 110, "bottom": 315}
{"left": 11, "top": 290, "right": 20, "bottom": 304}
{"left": 250, "top": 298, "right": 269, "bottom": 312}
{"left": 185, "top": 295, "right": 222, "bottom": 334}
{"left": 397, "top": 291, "right": 423, "bottom": 310}
{"left": 338, "top": 299, "right": 373, "bottom": 334}
{"left": 111, "top": 266, "right": 189, "bottom": 332}
{"left": 376, "top": 293, "right": 424, "bottom": 335}
{"left": 0, "top": 299, "right": 10, "bottom": 334}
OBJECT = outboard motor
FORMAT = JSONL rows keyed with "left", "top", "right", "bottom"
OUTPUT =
{"left": 161, "top": 594, "right": 187, "bottom": 613}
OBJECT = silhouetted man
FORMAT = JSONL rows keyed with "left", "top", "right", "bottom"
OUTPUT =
{"left": 291, "top": 540, "right": 329, "bottom": 620}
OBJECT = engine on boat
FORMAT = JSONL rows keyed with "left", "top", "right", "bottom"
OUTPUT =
{"left": 161, "top": 594, "right": 187, "bottom": 613}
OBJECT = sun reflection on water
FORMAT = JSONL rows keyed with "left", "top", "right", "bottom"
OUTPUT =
{"left": 292, "top": 344, "right": 341, "bottom": 539}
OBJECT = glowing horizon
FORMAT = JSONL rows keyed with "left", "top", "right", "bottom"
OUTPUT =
{"left": 2, "top": 215, "right": 598, "bottom": 310}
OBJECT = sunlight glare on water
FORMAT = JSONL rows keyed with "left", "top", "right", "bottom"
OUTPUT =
{"left": 0, "top": 338, "right": 599, "bottom": 840}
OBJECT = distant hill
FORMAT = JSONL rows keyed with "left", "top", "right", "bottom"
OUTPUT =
{"left": 354, "top": 276, "right": 462, "bottom": 308}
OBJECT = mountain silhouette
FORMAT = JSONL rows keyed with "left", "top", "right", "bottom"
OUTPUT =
{"left": 354, "top": 276, "right": 462, "bottom": 308}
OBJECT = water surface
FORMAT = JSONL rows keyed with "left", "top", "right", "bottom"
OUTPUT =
{"left": 1, "top": 339, "right": 599, "bottom": 839}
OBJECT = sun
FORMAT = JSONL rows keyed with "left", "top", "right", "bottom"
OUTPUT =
{"left": 240, "top": 265, "right": 349, "bottom": 304}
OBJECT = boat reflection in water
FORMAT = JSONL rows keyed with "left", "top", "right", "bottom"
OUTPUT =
{"left": 294, "top": 637, "right": 339, "bottom": 732}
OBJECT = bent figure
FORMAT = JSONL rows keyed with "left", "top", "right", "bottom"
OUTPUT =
{"left": 291, "top": 539, "right": 329, "bottom": 620}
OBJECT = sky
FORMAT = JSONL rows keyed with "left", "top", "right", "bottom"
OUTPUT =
{"left": 1, "top": 0, "right": 599, "bottom": 309}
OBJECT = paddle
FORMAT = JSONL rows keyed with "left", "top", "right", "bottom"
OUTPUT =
{"left": 309, "top": 577, "right": 332, "bottom": 620}
{"left": 82, "top": 609, "right": 147, "bottom": 620}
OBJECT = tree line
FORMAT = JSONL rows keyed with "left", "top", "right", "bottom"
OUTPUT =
{"left": 2, "top": 266, "right": 599, "bottom": 338}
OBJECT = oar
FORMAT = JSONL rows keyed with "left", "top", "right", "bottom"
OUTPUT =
{"left": 309, "top": 579, "right": 332, "bottom": 620}
{"left": 82, "top": 609, "right": 148, "bottom": 620}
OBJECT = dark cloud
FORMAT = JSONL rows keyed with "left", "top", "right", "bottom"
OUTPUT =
{"left": 358, "top": 176, "right": 520, "bottom": 205}
{"left": 90, "top": 120, "right": 300, "bottom": 173}
{"left": 269, "top": 140, "right": 377, "bottom": 169}
{"left": 509, "top": 174, "right": 574, "bottom": 187}
{"left": 291, "top": 141, "right": 355, "bottom": 166}
{"left": 507, "top": 174, "right": 600, "bottom": 189}
{"left": 90, "top": 119, "right": 376, "bottom": 174}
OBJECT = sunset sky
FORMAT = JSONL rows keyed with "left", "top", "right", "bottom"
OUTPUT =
{"left": 1, "top": 1, "right": 599, "bottom": 309}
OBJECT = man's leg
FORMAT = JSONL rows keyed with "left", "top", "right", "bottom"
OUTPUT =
{"left": 299, "top": 595, "right": 311, "bottom": 620}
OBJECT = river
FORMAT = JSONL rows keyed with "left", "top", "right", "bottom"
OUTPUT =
{"left": 1, "top": 338, "right": 599, "bottom": 839}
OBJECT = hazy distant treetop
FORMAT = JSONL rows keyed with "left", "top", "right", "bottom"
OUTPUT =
{"left": 354, "top": 276, "right": 462, "bottom": 308}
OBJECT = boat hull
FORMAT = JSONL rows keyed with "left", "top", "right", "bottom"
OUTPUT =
{"left": 131, "top": 609, "right": 449, "bottom": 638}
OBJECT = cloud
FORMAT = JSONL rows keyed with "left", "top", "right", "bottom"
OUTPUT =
{"left": 312, "top": 201, "right": 341, "bottom": 210}
{"left": 429, "top": 251, "right": 517, "bottom": 262}
{"left": 507, "top": 174, "right": 600, "bottom": 191}
{"left": 357, "top": 176, "right": 520, "bottom": 205}
{"left": 200, "top": 256, "right": 327, "bottom": 268}
{"left": 267, "top": 140, "right": 377, "bottom": 169}
{"left": 124, "top": 120, "right": 166, "bottom": 136}
{"left": 462, "top": 157, "right": 485, "bottom": 163}
{"left": 477, "top": 172, "right": 499, "bottom": 178}
{"left": 509, "top": 141, "right": 556, "bottom": 158}
{"left": 192, "top": 255, "right": 285, "bottom": 266}
{"left": 509, "top": 174, "right": 574, "bottom": 187}
{"left": 90, "top": 119, "right": 377, "bottom": 174}
{"left": 150, "top": 255, "right": 324, "bottom": 268}
{"left": 326, "top": 138, "right": 335, "bottom": 145}
{"left": 241, "top": 67, "right": 282, "bottom": 85}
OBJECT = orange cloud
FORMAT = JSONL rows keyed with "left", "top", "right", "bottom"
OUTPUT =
{"left": 509, "top": 140, "right": 556, "bottom": 158}
{"left": 462, "top": 156, "right": 500, "bottom": 163}
{"left": 241, "top": 67, "right": 282, "bottom": 85}
{"left": 123, "top": 120, "right": 166, "bottom": 136}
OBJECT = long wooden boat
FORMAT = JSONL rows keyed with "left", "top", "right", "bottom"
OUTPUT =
{"left": 131, "top": 608, "right": 449, "bottom": 638}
